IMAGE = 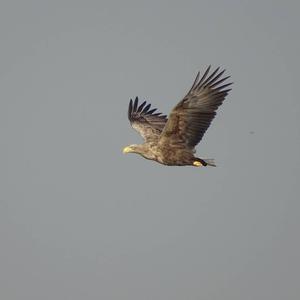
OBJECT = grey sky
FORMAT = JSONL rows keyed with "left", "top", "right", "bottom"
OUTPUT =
{"left": 1, "top": 1, "right": 299, "bottom": 299}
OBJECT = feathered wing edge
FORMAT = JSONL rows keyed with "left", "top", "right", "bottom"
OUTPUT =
{"left": 128, "top": 97, "right": 167, "bottom": 122}
{"left": 187, "top": 66, "right": 232, "bottom": 97}
{"left": 128, "top": 97, "right": 168, "bottom": 141}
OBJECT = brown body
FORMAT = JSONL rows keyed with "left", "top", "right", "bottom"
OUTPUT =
{"left": 124, "top": 143, "right": 209, "bottom": 166}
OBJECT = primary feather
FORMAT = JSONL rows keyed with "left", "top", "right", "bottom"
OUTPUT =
{"left": 128, "top": 97, "right": 168, "bottom": 142}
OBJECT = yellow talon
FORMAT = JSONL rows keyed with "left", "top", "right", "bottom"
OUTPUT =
{"left": 193, "top": 161, "right": 202, "bottom": 167}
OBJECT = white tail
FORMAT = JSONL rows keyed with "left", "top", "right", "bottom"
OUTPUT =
{"left": 203, "top": 159, "right": 216, "bottom": 167}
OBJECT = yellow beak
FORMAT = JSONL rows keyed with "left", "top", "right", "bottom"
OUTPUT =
{"left": 123, "top": 146, "right": 132, "bottom": 154}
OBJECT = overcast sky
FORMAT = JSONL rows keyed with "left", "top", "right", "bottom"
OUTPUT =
{"left": 1, "top": 1, "right": 300, "bottom": 299}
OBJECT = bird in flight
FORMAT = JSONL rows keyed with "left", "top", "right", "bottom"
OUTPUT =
{"left": 123, "top": 66, "right": 232, "bottom": 167}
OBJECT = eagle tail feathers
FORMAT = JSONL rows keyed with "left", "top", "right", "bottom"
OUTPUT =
{"left": 198, "top": 158, "right": 216, "bottom": 167}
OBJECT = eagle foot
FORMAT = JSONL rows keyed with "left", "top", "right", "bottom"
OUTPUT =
{"left": 193, "top": 161, "right": 203, "bottom": 167}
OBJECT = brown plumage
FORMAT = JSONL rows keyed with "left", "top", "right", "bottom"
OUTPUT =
{"left": 123, "top": 66, "right": 232, "bottom": 167}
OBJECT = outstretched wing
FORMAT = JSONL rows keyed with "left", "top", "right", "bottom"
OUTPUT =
{"left": 159, "top": 66, "right": 232, "bottom": 149}
{"left": 128, "top": 97, "right": 168, "bottom": 142}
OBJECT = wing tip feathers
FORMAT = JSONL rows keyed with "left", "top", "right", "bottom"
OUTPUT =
{"left": 127, "top": 97, "right": 167, "bottom": 122}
